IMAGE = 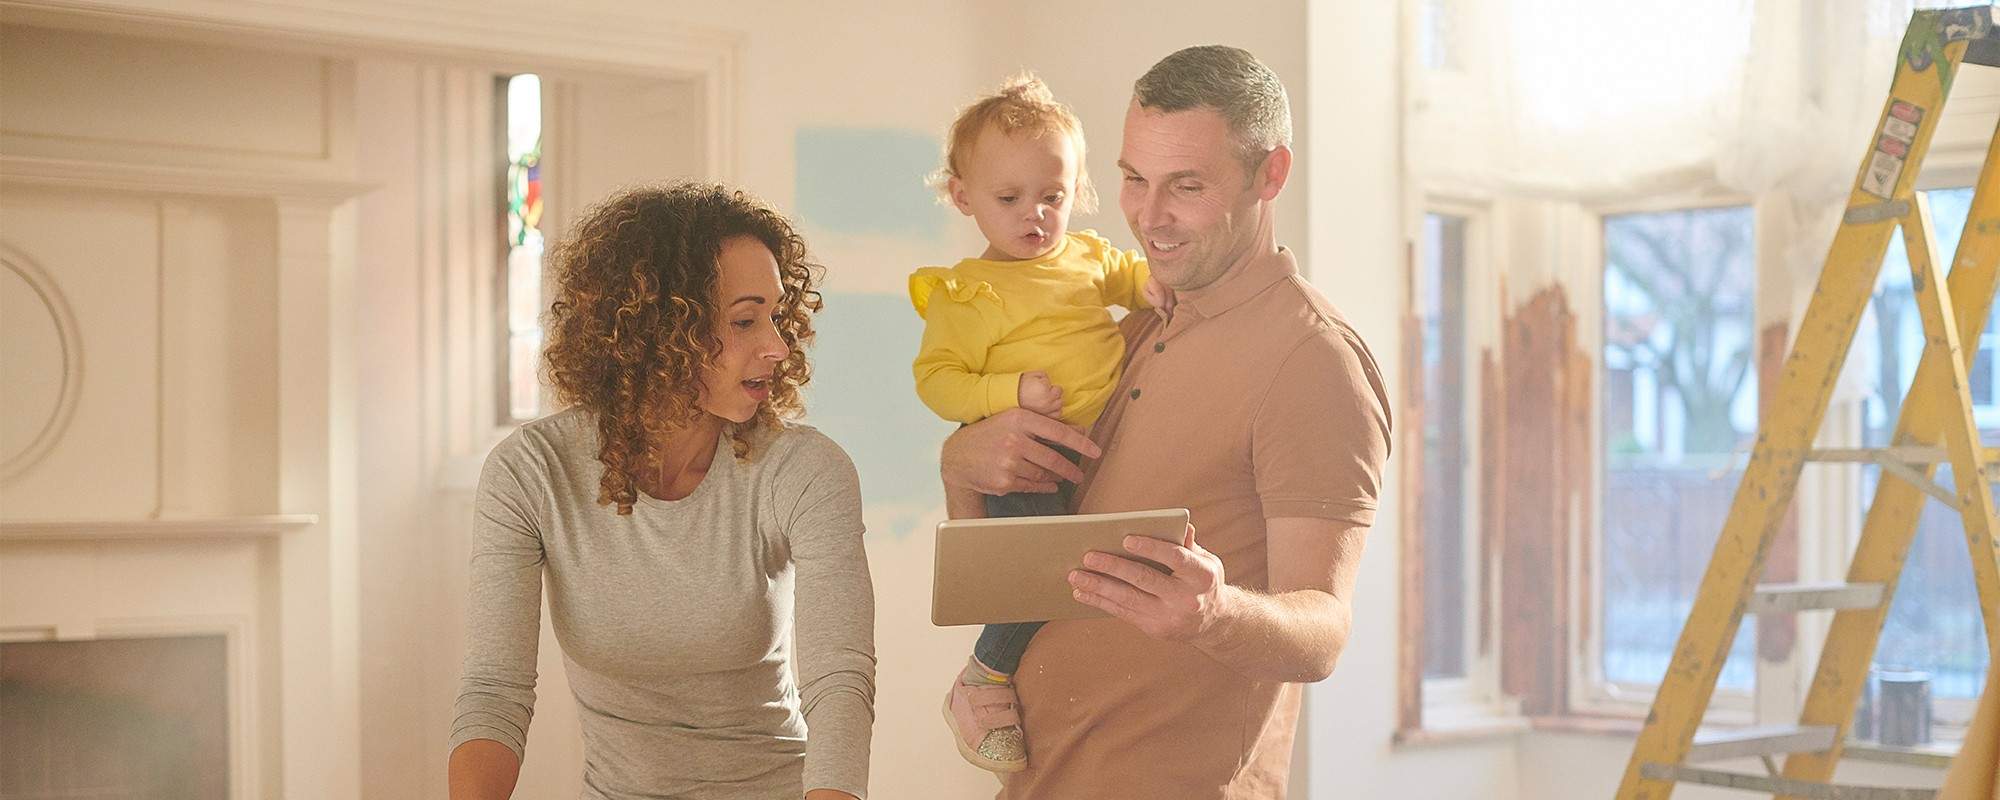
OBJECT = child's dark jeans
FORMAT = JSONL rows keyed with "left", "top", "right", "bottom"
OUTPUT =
{"left": 970, "top": 445, "right": 1078, "bottom": 674}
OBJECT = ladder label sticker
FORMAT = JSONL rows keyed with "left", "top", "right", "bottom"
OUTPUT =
{"left": 1884, "top": 100, "right": 1924, "bottom": 143}
{"left": 1863, "top": 150, "right": 1905, "bottom": 198}
{"left": 1861, "top": 102, "right": 1923, "bottom": 198}
{"left": 1884, "top": 116, "right": 1919, "bottom": 143}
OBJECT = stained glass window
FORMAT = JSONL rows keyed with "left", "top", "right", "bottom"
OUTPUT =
{"left": 504, "top": 73, "right": 544, "bottom": 423}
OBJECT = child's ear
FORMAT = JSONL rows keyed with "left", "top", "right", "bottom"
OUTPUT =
{"left": 947, "top": 176, "right": 974, "bottom": 216}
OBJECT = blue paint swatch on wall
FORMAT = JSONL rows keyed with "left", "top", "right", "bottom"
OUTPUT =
{"left": 800, "top": 291, "right": 955, "bottom": 538}
{"left": 795, "top": 128, "right": 947, "bottom": 241}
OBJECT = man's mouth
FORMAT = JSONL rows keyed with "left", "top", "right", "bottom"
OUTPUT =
{"left": 1150, "top": 239, "right": 1185, "bottom": 254}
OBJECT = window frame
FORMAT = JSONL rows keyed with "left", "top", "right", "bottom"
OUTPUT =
{"left": 1566, "top": 170, "right": 1989, "bottom": 738}
{"left": 1402, "top": 191, "right": 1514, "bottom": 731}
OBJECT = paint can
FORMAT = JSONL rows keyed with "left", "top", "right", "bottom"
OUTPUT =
{"left": 1876, "top": 669, "right": 1933, "bottom": 747}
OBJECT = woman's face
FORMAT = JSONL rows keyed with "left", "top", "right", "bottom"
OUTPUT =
{"left": 697, "top": 236, "right": 791, "bottom": 424}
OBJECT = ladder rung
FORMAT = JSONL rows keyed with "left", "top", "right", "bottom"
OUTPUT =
{"left": 1687, "top": 724, "right": 1837, "bottom": 762}
{"left": 1639, "top": 763, "right": 1937, "bottom": 799}
{"left": 1749, "top": 582, "right": 1886, "bottom": 613}
{"left": 1804, "top": 446, "right": 2000, "bottom": 464}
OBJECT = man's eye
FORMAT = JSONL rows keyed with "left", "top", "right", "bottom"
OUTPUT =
{"left": 1175, "top": 183, "right": 1202, "bottom": 194}
{"left": 1123, "top": 175, "right": 1144, "bottom": 184}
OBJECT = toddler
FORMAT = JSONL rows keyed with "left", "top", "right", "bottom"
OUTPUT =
{"left": 909, "top": 73, "right": 1166, "bottom": 774}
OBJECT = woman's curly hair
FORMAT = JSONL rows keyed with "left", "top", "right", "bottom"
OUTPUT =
{"left": 542, "top": 182, "right": 824, "bottom": 515}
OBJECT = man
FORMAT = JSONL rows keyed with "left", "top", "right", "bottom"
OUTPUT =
{"left": 940, "top": 45, "right": 1392, "bottom": 798}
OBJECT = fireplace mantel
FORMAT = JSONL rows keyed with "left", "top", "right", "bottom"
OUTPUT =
{"left": 0, "top": 514, "right": 317, "bottom": 542}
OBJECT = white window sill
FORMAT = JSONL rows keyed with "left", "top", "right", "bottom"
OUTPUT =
{"left": 1394, "top": 709, "right": 1532, "bottom": 749}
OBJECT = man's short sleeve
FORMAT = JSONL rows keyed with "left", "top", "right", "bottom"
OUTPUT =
{"left": 1251, "top": 325, "right": 1392, "bottom": 526}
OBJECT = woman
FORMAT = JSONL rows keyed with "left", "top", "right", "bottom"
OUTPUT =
{"left": 447, "top": 182, "right": 875, "bottom": 800}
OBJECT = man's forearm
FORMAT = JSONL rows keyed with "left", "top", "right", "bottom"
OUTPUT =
{"left": 1194, "top": 586, "right": 1350, "bottom": 683}
{"left": 943, "top": 481, "right": 988, "bottom": 520}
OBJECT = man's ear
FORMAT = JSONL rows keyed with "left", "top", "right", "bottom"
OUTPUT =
{"left": 948, "top": 176, "right": 975, "bottom": 216}
{"left": 1255, "top": 145, "right": 1292, "bottom": 201}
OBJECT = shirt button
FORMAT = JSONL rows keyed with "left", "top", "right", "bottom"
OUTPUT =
{"left": 1129, "top": 388, "right": 1142, "bottom": 400}
{"left": 1153, "top": 342, "right": 1165, "bottom": 353}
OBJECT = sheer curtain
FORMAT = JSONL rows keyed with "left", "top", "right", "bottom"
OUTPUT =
{"left": 1490, "top": 0, "right": 1950, "bottom": 201}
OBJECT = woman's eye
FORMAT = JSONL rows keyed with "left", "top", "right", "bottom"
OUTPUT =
{"left": 1045, "top": 194, "right": 1064, "bottom": 204}
{"left": 998, "top": 195, "right": 1017, "bottom": 204}
{"left": 732, "top": 319, "right": 755, "bottom": 329}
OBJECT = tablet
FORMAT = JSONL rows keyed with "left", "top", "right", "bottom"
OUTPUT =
{"left": 930, "top": 507, "right": 1191, "bottom": 627}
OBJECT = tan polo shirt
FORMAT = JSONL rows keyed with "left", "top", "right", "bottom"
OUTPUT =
{"left": 998, "top": 247, "right": 1391, "bottom": 799}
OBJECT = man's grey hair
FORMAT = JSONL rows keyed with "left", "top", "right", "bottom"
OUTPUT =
{"left": 1133, "top": 45, "right": 1292, "bottom": 171}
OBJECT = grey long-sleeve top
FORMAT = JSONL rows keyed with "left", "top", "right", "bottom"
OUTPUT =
{"left": 449, "top": 409, "right": 876, "bottom": 798}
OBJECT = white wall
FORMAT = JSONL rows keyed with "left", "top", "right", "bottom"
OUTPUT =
{"left": 1298, "top": 3, "right": 1526, "bottom": 799}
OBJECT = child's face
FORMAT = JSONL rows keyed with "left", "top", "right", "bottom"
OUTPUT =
{"left": 950, "top": 127, "right": 1079, "bottom": 261}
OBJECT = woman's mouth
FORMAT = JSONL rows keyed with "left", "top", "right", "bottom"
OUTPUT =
{"left": 742, "top": 377, "right": 771, "bottom": 401}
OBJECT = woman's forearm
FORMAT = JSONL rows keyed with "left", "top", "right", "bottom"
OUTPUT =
{"left": 447, "top": 739, "right": 521, "bottom": 800}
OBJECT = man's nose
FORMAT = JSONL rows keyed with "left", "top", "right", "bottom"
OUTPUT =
{"left": 1137, "top": 187, "right": 1171, "bottom": 231}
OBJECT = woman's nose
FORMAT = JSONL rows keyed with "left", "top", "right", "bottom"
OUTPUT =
{"left": 760, "top": 327, "right": 788, "bottom": 360}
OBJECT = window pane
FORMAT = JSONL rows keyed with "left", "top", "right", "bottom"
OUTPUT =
{"left": 1421, "top": 213, "right": 1470, "bottom": 681}
{"left": 502, "top": 73, "right": 544, "bottom": 423}
{"left": 1862, "top": 186, "right": 1990, "bottom": 701}
{"left": 1419, "top": 0, "right": 1458, "bottom": 71}
{"left": 1601, "top": 206, "right": 1758, "bottom": 691}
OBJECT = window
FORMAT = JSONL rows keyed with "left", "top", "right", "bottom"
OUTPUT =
{"left": 501, "top": 73, "right": 546, "bottom": 423}
{"left": 1862, "top": 185, "right": 1991, "bottom": 714}
{"left": 1418, "top": 0, "right": 1460, "bottom": 71}
{"left": 1599, "top": 205, "right": 1759, "bottom": 695}
{"left": 1420, "top": 213, "right": 1473, "bottom": 683}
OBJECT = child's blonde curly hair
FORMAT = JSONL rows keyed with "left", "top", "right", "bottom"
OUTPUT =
{"left": 932, "top": 72, "right": 1097, "bottom": 214}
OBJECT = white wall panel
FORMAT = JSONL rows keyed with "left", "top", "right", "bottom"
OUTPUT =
{"left": 0, "top": 190, "right": 161, "bottom": 519}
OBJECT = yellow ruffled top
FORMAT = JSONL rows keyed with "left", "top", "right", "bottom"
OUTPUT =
{"left": 908, "top": 230, "right": 1150, "bottom": 427}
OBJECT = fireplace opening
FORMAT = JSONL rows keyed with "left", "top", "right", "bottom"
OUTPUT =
{"left": 0, "top": 634, "right": 228, "bottom": 800}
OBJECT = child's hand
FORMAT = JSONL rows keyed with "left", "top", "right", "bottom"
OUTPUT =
{"left": 1018, "top": 371, "right": 1065, "bottom": 417}
{"left": 1143, "top": 275, "right": 1177, "bottom": 315}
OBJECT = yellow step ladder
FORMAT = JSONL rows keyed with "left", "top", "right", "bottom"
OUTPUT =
{"left": 1617, "top": 6, "right": 2000, "bottom": 800}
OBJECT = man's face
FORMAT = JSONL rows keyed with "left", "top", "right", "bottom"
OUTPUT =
{"left": 1117, "top": 101, "right": 1267, "bottom": 292}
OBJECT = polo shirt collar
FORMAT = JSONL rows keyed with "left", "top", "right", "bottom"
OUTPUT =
{"left": 1180, "top": 246, "right": 1298, "bottom": 319}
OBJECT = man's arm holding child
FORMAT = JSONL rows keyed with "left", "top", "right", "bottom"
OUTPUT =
{"left": 940, "top": 408, "right": 1099, "bottom": 520}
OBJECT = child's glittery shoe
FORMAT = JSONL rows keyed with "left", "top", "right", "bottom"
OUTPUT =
{"left": 941, "top": 664, "right": 1027, "bottom": 773}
